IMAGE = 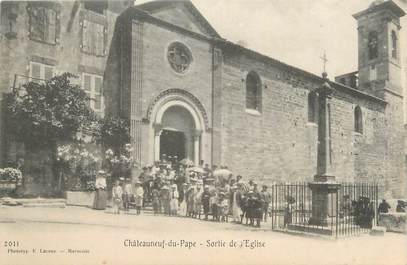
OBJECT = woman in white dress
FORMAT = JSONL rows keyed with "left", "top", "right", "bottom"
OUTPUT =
{"left": 231, "top": 185, "right": 242, "bottom": 223}
{"left": 134, "top": 181, "right": 144, "bottom": 215}
{"left": 178, "top": 183, "right": 188, "bottom": 216}
{"left": 112, "top": 179, "right": 123, "bottom": 214}
{"left": 170, "top": 184, "right": 179, "bottom": 216}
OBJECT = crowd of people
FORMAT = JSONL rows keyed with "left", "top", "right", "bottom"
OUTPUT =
{"left": 92, "top": 157, "right": 407, "bottom": 230}
{"left": 93, "top": 158, "right": 272, "bottom": 228}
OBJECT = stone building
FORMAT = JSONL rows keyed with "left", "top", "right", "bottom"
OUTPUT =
{"left": 1, "top": 0, "right": 406, "bottom": 198}
{"left": 0, "top": 0, "right": 132, "bottom": 193}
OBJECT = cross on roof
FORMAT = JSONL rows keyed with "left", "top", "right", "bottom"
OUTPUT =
{"left": 320, "top": 51, "right": 328, "bottom": 74}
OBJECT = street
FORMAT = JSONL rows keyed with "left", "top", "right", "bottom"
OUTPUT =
{"left": 0, "top": 205, "right": 406, "bottom": 265}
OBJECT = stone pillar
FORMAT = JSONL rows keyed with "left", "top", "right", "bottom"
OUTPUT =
{"left": 308, "top": 74, "right": 341, "bottom": 226}
{"left": 153, "top": 123, "right": 163, "bottom": 162}
{"left": 193, "top": 129, "right": 202, "bottom": 166}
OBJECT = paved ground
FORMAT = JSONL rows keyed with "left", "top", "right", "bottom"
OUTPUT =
{"left": 0, "top": 205, "right": 406, "bottom": 265}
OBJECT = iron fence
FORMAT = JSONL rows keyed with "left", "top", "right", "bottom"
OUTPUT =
{"left": 270, "top": 182, "right": 379, "bottom": 238}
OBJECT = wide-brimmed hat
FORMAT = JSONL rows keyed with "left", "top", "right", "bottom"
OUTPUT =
{"left": 161, "top": 186, "right": 169, "bottom": 190}
{"left": 98, "top": 170, "right": 106, "bottom": 176}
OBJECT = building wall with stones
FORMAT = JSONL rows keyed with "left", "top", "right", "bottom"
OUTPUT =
{"left": 109, "top": 1, "right": 406, "bottom": 197}
{"left": 0, "top": 0, "right": 130, "bottom": 195}
{"left": 219, "top": 48, "right": 388, "bottom": 189}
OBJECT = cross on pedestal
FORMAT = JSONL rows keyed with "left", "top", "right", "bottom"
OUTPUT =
{"left": 320, "top": 51, "right": 328, "bottom": 75}
{"left": 308, "top": 74, "right": 341, "bottom": 227}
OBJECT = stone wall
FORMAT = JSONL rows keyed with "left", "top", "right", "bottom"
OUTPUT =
{"left": 220, "top": 50, "right": 388, "bottom": 187}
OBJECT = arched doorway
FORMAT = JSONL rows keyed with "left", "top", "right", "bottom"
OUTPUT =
{"left": 160, "top": 106, "right": 195, "bottom": 162}
{"left": 152, "top": 99, "right": 203, "bottom": 165}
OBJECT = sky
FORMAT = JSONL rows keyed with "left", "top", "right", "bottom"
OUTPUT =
{"left": 135, "top": 0, "right": 407, "bottom": 78}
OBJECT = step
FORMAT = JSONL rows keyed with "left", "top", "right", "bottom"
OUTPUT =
{"left": 22, "top": 203, "right": 66, "bottom": 208}
{"left": 16, "top": 198, "right": 67, "bottom": 204}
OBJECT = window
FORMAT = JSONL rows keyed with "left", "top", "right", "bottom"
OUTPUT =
{"left": 29, "top": 62, "right": 54, "bottom": 81}
{"left": 83, "top": 0, "right": 108, "bottom": 15}
{"left": 350, "top": 75, "right": 358, "bottom": 89}
{"left": 354, "top": 106, "right": 363, "bottom": 134}
{"left": 245, "top": 71, "right": 262, "bottom": 111}
{"left": 81, "top": 20, "right": 107, "bottom": 56}
{"left": 82, "top": 73, "right": 103, "bottom": 112}
{"left": 391, "top": 30, "right": 397, "bottom": 59}
{"left": 368, "top": 31, "right": 378, "bottom": 60}
{"left": 27, "top": 5, "right": 58, "bottom": 44}
{"left": 308, "top": 92, "right": 318, "bottom": 123}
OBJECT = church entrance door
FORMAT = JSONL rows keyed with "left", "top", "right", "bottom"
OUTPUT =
{"left": 160, "top": 130, "right": 186, "bottom": 161}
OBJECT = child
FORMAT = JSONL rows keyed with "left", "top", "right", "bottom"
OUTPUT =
{"left": 170, "top": 184, "right": 179, "bottom": 216}
{"left": 134, "top": 181, "right": 144, "bottom": 215}
{"left": 194, "top": 181, "right": 203, "bottom": 219}
{"left": 186, "top": 183, "right": 195, "bottom": 217}
{"left": 201, "top": 185, "right": 211, "bottom": 220}
{"left": 160, "top": 185, "right": 170, "bottom": 215}
{"left": 122, "top": 178, "right": 133, "bottom": 212}
{"left": 112, "top": 179, "right": 123, "bottom": 214}
{"left": 218, "top": 192, "right": 229, "bottom": 222}
{"left": 152, "top": 189, "right": 160, "bottom": 215}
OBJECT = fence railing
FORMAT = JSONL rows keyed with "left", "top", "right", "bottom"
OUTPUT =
{"left": 269, "top": 182, "right": 379, "bottom": 238}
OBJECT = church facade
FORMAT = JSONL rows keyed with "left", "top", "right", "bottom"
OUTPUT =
{"left": 0, "top": 0, "right": 406, "bottom": 198}
{"left": 105, "top": 1, "right": 406, "bottom": 197}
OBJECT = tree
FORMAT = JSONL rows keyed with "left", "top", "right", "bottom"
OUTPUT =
{"left": 94, "top": 115, "right": 132, "bottom": 181}
{"left": 5, "top": 73, "right": 97, "bottom": 192}
{"left": 96, "top": 115, "right": 130, "bottom": 153}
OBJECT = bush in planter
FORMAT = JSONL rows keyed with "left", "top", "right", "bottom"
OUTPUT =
{"left": 0, "top": 168, "right": 22, "bottom": 184}
{"left": 57, "top": 143, "right": 102, "bottom": 192}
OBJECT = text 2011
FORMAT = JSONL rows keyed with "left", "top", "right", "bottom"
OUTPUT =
{"left": 4, "top": 241, "right": 19, "bottom": 247}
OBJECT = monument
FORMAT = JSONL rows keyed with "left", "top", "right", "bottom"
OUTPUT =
{"left": 308, "top": 65, "right": 341, "bottom": 226}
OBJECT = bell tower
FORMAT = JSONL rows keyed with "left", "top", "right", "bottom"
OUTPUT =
{"left": 354, "top": 0, "right": 406, "bottom": 198}
{"left": 354, "top": 0, "right": 405, "bottom": 97}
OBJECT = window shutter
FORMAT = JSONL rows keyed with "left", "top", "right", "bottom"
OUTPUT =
{"left": 83, "top": 74, "right": 91, "bottom": 91}
{"left": 90, "top": 22, "right": 97, "bottom": 55}
{"left": 103, "top": 26, "right": 107, "bottom": 55}
{"left": 98, "top": 24, "right": 105, "bottom": 56}
{"left": 31, "top": 63, "right": 41, "bottom": 80}
{"left": 95, "top": 24, "right": 101, "bottom": 56}
{"left": 94, "top": 76, "right": 102, "bottom": 94}
{"left": 46, "top": 9, "right": 56, "bottom": 44}
{"left": 82, "top": 20, "right": 88, "bottom": 51}
{"left": 44, "top": 66, "right": 54, "bottom": 80}
{"left": 83, "top": 74, "right": 92, "bottom": 108}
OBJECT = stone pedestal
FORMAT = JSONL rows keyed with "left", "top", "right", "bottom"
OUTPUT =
{"left": 308, "top": 174, "right": 341, "bottom": 226}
